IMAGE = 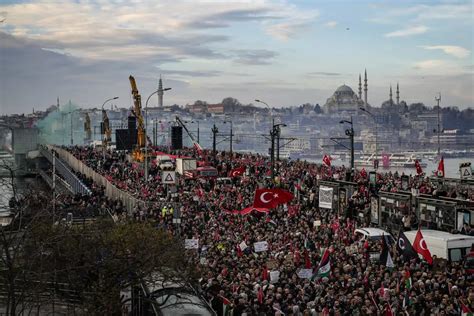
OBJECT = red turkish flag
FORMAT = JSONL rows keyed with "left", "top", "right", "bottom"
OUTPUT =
{"left": 262, "top": 266, "right": 269, "bottom": 281}
{"left": 437, "top": 157, "right": 445, "bottom": 177}
{"left": 257, "top": 286, "right": 264, "bottom": 304}
{"left": 229, "top": 166, "right": 246, "bottom": 178}
{"left": 323, "top": 155, "right": 331, "bottom": 167}
{"left": 253, "top": 188, "right": 294, "bottom": 209}
{"left": 415, "top": 159, "right": 423, "bottom": 175}
{"left": 412, "top": 229, "right": 433, "bottom": 264}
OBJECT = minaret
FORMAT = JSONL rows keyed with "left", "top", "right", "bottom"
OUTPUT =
{"left": 158, "top": 75, "right": 164, "bottom": 107}
{"left": 364, "top": 69, "right": 368, "bottom": 106}
{"left": 389, "top": 85, "right": 393, "bottom": 106}
{"left": 396, "top": 82, "right": 400, "bottom": 105}
{"left": 358, "top": 74, "right": 362, "bottom": 100}
{"left": 57, "top": 97, "right": 60, "bottom": 109}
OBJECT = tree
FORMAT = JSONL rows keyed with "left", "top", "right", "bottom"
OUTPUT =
{"left": 0, "top": 160, "right": 199, "bottom": 315}
{"left": 0, "top": 161, "right": 54, "bottom": 315}
{"left": 30, "top": 219, "right": 198, "bottom": 315}
{"left": 313, "top": 104, "right": 323, "bottom": 114}
{"left": 222, "top": 97, "right": 241, "bottom": 113}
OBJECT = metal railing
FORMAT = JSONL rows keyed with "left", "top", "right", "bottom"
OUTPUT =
{"left": 40, "top": 146, "right": 92, "bottom": 196}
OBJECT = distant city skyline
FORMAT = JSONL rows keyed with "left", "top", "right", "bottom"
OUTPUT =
{"left": 0, "top": 0, "right": 472, "bottom": 114}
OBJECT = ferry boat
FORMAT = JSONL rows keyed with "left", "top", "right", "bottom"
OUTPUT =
{"left": 355, "top": 152, "right": 427, "bottom": 168}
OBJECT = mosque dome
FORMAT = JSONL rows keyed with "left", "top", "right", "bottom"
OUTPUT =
{"left": 335, "top": 85, "right": 355, "bottom": 95}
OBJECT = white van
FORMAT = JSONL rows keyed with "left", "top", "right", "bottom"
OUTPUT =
{"left": 404, "top": 229, "right": 474, "bottom": 262}
{"left": 355, "top": 227, "right": 395, "bottom": 245}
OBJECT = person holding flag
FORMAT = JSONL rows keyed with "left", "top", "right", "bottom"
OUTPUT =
{"left": 322, "top": 155, "right": 332, "bottom": 167}
{"left": 229, "top": 166, "right": 246, "bottom": 178}
{"left": 252, "top": 188, "right": 294, "bottom": 209}
{"left": 436, "top": 157, "right": 445, "bottom": 177}
{"left": 380, "top": 234, "right": 394, "bottom": 268}
{"left": 412, "top": 229, "right": 433, "bottom": 265}
{"left": 312, "top": 248, "right": 330, "bottom": 279}
{"left": 414, "top": 159, "right": 423, "bottom": 175}
{"left": 397, "top": 229, "right": 418, "bottom": 261}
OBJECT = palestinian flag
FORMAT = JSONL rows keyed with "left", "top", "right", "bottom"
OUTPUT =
{"left": 218, "top": 294, "right": 232, "bottom": 315}
{"left": 402, "top": 291, "right": 411, "bottom": 309}
{"left": 462, "top": 302, "right": 473, "bottom": 316}
{"left": 315, "top": 248, "right": 331, "bottom": 277}
{"left": 405, "top": 270, "right": 412, "bottom": 290}
{"left": 380, "top": 234, "right": 394, "bottom": 268}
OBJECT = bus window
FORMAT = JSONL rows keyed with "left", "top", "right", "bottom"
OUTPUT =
{"left": 449, "top": 248, "right": 463, "bottom": 262}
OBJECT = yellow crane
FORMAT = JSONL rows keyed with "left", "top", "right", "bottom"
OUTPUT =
{"left": 102, "top": 109, "right": 111, "bottom": 148}
{"left": 129, "top": 75, "right": 146, "bottom": 161}
{"left": 84, "top": 112, "right": 92, "bottom": 141}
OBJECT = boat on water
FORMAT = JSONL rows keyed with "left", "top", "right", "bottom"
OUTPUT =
{"left": 355, "top": 152, "right": 427, "bottom": 168}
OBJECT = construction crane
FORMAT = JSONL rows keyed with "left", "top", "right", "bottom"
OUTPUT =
{"left": 129, "top": 75, "right": 146, "bottom": 161}
{"left": 175, "top": 116, "right": 205, "bottom": 160}
{"left": 84, "top": 112, "right": 92, "bottom": 142}
{"left": 102, "top": 109, "right": 111, "bottom": 147}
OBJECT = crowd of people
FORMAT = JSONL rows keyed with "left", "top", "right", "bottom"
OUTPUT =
{"left": 60, "top": 145, "right": 473, "bottom": 315}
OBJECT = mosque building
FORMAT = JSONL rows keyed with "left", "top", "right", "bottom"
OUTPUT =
{"left": 323, "top": 70, "right": 368, "bottom": 114}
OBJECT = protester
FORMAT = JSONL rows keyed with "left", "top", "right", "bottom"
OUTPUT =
{"left": 62, "top": 145, "right": 473, "bottom": 315}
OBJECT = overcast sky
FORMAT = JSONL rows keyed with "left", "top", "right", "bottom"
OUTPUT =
{"left": 0, "top": 0, "right": 472, "bottom": 114}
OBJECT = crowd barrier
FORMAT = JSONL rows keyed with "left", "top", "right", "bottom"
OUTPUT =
{"left": 48, "top": 146, "right": 149, "bottom": 214}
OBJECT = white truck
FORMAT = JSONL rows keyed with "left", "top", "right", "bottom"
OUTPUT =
{"left": 175, "top": 158, "right": 197, "bottom": 175}
{"left": 404, "top": 229, "right": 474, "bottom": 262}
{"left": 156, "top": 154, "right": 174, "bottom": 170}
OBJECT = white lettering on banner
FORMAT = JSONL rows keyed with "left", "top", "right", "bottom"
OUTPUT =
{"left": 254, "top": 241, "right": 269, "bottom": 252}
{"left": 297, "top": 268, "right": 313, "bottom": 279}
{"left": 319, "top": 186, "right": 333, "bottom": 209}
{"left": 239, "top": 241, "right": 248, "bottom": 251}
{"left": 185, "top": 239, "right": 199, "bottom": 249}
{"left": 270, "top": 270, "right": 280, "bottom": 284}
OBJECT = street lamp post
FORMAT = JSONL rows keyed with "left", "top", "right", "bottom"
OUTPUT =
{"left": 223, "top": 120, "right": 233, "bottom": 156}
{"left": 276, "top": 125, "right": 281, "bottom": 161}
{"left": 435, "top": 93, "right": 441, "bottom": 158}
{"left": 360, "top": 107, "right": 378, "bottom": 169}
{"left": 270, "top": 123, "right": 287, "bottom": 180}
{"left": 101, "top": 96, "right": 119, "bottom": 159}
{"left": 340, "top": 117, "right": 354, "bottom": 180}
{"left": 144, "top": 87, "right": 171, "bottom": 182}
{"left": 212, "top": 124, "right": 218, "bottom": 160}
{"left": 255, "top": 99, "right": 273, "bottom": 129}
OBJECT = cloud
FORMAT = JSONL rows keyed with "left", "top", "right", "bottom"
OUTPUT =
{"left": 413, "top": 59, "right": 466, "bottom": 76}
{"left": 0, "top": 0, "right": 316, "bottom": 59}
{"left": 265, "top": 21, "right": 311, "bottom": 41}
{"left": 232, "top": 49, "right": 278, "bottom": 65}
{"left": 385, "top": 25, "right": 428, "bottom": 37}
{"left": 263, "top": 6, "right": 318, "bottom": 41}
{"left": 307, "top": 72, "right": 343, "bottom": 76}
{"left": 324, "top": 21, "right": 338, "bottom": 28}
{"left": 368, "top": 3, "right": 472, "bottom": 24}
{"left": 420, "top": 45, "right": 470, "bottom": 58}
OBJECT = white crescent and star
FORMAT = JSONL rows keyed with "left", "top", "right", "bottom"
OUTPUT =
{"left": 260, "top": 192, "right": 273, "bottom": 203}
{"left": 419, "top": 238, "right": 428, "bottom": 251}
{"left": 398, "top": 238, "right": 405, "bottom": 250}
